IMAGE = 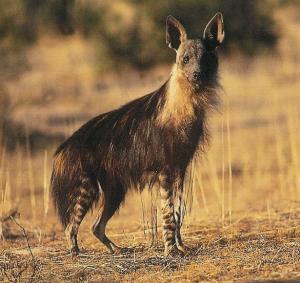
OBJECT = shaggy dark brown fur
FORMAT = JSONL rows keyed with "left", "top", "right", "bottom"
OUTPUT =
{"left": 51, "top": 13, "right": 224, "bottom": 256}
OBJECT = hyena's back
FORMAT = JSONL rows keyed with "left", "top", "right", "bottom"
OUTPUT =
{"left": 51, "top": 84, "right": 166, "bottom": 229}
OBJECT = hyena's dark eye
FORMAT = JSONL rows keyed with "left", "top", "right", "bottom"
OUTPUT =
{"left": 183, "top": 55, "right": 190, "bottom": 64}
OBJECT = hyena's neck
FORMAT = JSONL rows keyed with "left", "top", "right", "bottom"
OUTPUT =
{"left": 157, "top": 65, "right": 217, "bottom": 127}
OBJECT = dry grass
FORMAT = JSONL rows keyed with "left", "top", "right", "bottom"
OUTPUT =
{"left": 1, "top": 4, "right": 300, "bottom": 283}
{"left": 2, "top": 210, "right": 300, "bottom": 282}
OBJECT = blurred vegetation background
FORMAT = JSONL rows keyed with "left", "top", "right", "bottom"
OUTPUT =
{"left": 0, "top": 0, "right": 297, "bottom": 149}
{"left": 0, "top": 0, "right": 279, "bottom": 73}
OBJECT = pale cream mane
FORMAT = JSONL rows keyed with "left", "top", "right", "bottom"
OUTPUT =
{"left": 156, "top": 65, "right": 197, "bottom": 127}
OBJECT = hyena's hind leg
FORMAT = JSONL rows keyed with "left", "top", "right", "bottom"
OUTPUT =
{"left": 65, "top": 177, "right": 99, "bottom": 256}
{"left": 92, "top": 182, "right": 125, "bottom": 253}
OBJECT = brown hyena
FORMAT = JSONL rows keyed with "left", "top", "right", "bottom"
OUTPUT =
{"left": 51, "top": 13, "right": 225, "bottom": 256}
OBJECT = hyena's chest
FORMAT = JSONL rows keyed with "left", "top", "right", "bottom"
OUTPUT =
{"left": 169, "top": 121, "right": 205, "bottom": 161}
{"left": 154, "top": 88, "right": 204, "bottom": 165}
{"left": 156, "top": 89, "right": 196, "bottom": 128}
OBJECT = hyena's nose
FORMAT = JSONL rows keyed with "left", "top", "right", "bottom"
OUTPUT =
{"left": 193, "top": 72, "right": 201, "bottom": 81}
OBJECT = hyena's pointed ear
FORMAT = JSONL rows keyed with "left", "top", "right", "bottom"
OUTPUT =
{"left": 203, "top": 12, "right": 225, "bottom": 50}
{"left": 166, "top": 15, "right": 187, "bottom": 51}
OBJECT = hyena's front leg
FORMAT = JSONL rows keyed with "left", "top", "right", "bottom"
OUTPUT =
{"left": 174, "top": 177, "right": 187, "bottom": 253}
{"left": 159, "top": 174, "right": 184, "bottom": 257}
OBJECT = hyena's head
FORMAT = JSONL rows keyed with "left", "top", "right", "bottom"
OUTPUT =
{"left": 166, "top": 13, "right": 224, "bottom": 87}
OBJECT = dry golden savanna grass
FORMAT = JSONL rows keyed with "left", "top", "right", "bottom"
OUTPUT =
{"left": 1, "top": 5, "right": 300, "bottom": 283}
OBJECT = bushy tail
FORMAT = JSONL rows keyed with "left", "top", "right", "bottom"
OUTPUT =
{"left": 51, "top": 171, "right": 71, "bottom": 228}
{"left": 51, "top": 147, "right": 99, "bottom": 228}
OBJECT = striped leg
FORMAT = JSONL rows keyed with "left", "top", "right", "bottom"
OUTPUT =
{"left": 174, "top": 176, "right": 186, "bottom": 253}
{"left": 65, "top": 204, "right": 82, "bottom": 255}
{"left": 159, "top": 174, "right": 184, "bottom": 257}
{"left": 65, "top": 179, "right": 96, "bottom": 255}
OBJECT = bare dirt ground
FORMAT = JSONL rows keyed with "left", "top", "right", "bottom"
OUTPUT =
{"left": 2, "top": 204, "right": 300, "bottom": 282}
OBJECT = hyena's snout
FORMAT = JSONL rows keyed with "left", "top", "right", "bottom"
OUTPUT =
{"left": 192, "top": 71, "right": 201, "bottom": 81}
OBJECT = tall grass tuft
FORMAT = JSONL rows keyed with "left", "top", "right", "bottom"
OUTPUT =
{"left": 26, "top": 126, "right": 36, "bottom": 221}
{"left": 226, "top": 99, "right": 233, "bottom": 224}
{"left": 43, "top": 150, "right": 50, "bottom": 219}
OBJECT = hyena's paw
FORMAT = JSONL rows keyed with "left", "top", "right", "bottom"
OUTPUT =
{"left": 164, "top": 246, "right": 185, "bottom": 257}
{"left": 108, "top": 241, "right": 124, "bottom": 254}
{"left": 176, "top": 243, "right": 189, "bottom": 254}
{"left": 109, "top": 245, "right": 122, "bottom": 254}
{"left": 109, "top": 244, "right": 135, "bottom": 255}
{"left": 70, "top": 246, "right": 80, "bottom": 257}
